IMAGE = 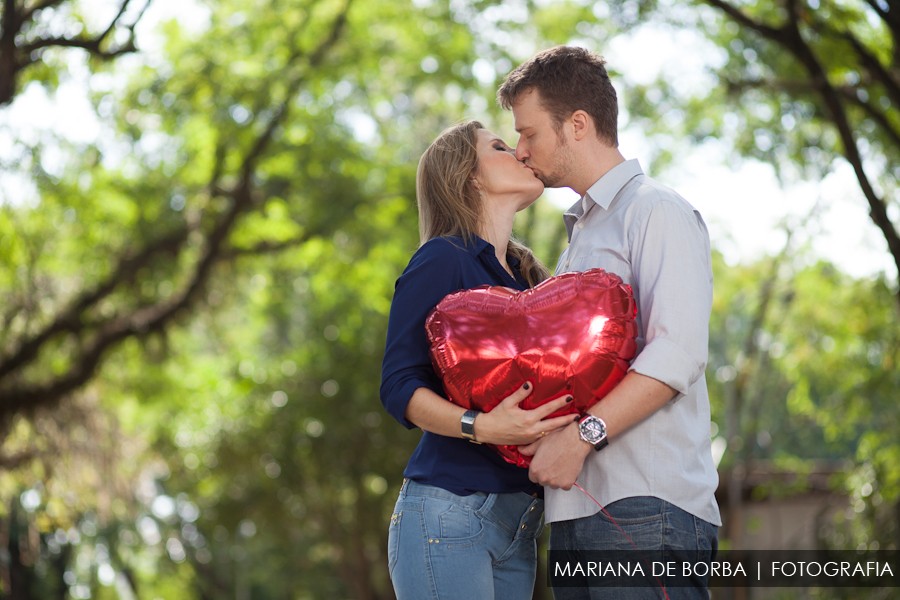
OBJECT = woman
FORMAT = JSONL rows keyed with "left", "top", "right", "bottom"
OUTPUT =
{"left": 380, "top": 121, "right": 576, "bottom": 599}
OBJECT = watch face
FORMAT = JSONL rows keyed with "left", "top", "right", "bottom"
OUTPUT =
{"left": 580, "top": 417, "right": 606, "bottom": 443}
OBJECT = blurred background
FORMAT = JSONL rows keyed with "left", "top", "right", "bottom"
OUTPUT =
{"left": 0, "top": 0, "right": 897, "bottom": 598}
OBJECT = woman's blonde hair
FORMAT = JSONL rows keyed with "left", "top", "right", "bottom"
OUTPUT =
{"left": 415, "top": 120, "right": 550, "bottom": 287}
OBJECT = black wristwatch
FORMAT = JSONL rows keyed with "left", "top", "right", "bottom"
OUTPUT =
{"left": 578, "top": 414, "right": 609, "bottom": 451}
{"left": 460, "top": 409, "right": 482, "bottom": 444}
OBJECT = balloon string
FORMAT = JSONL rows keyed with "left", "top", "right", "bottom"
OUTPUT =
{"left": 573, "top": 482, "right": 670, "bottom": 600}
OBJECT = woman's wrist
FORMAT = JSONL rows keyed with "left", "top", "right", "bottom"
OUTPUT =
{"left": 460, "top": 409, "right": 481, "bottom": 443}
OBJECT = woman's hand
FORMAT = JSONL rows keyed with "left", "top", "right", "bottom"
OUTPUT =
{"left": 472, "top": 382, "right": 579, "bottom": 446}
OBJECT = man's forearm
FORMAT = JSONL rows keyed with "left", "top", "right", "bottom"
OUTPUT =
{"left": 585, "top": 370, "right": 677, "bottom": 441}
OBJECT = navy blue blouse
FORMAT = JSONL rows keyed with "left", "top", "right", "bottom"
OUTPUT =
{"left": 380, "top": 235, "right": 541, "bottom": 496}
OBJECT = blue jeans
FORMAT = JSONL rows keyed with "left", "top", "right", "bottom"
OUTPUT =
{"left": 549, "top": 496, "right": 718, "bottom": 600}
{"left": 387, "top": 479, "right": 544, "bottom": 600}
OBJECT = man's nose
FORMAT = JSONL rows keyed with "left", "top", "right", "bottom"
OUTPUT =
{"left": 515, "top": 143, "right": 528, "bottom": 161}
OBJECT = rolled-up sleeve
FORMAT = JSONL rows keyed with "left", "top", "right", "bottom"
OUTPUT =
{"left": 628, "top": 194, "right": 712, "bottom": 397}
{"left": 380, "top": 241, "right": 463, "bottom": 428}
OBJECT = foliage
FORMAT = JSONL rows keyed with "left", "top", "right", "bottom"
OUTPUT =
{"left": 0, "top": 0, "right": 897, "bottom": 598}
{"left": 0, "top": 0, "right": 561, "bottom": 596}
{"left": 617, "top": 0, "right": 900, "bottom": 302}
{"left": 0, "top": 0, "right": 149, "bottom": 105}
{"left": 708, "top": 247, "right": 899, "bottom": 550}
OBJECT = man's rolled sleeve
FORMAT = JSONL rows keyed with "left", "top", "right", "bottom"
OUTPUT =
{"left": 629, "top": 193, "right": 712, "bottom": 399}
{"left": 630, "top": 336, "right": 705, "bottom": 397}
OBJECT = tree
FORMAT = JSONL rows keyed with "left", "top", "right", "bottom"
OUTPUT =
{"left": 0, "top": 0, "right": 556, "bottom": 596}
{"left": 4, "top": 0, "right": 896, "bottom": 596}
{"left": 0, "top": 0, "right": 150, "bottom": 105}
{"left": 0, "top": 0, "right": 359, "bottom": 423}
{"left": 707, "top": 242, "right": 899, "bottom": 553}
{"left": 619, "top": 0, "right": 900, "bottom": 304}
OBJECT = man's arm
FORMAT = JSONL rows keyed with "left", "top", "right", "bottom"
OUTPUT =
{"left": 526, "top": 191, "right": 712, "bottom": 489}
{"left": 523, "top": 368, "right": 676, "bottom": 489}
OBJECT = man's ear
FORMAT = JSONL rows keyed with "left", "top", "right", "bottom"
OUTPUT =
{"left": 571, "top": 110, "right": 591, "bottom": 141}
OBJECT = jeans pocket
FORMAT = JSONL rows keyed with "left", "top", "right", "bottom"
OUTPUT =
{"left": 598, "top": 497, "right": 664, "bottom": 525}
{"left": 437, "top": 501, "right": 482, "bottom": 541}
{"left": 592, "top": 498, "right": 664, "bottom": 550}
{"left": 387, "top": 510, "right": 401, "bottom": 575}
{"left": 388, "top": 498, "right": 419, "bottom": 575}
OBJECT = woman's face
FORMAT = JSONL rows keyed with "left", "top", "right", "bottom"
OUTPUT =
{"left": 473, "top": 128, "right": 544, "bottom": 210}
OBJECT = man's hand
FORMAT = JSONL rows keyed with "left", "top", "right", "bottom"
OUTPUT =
{"left": 520, "top": 422, "right": 591, "bottom": 489}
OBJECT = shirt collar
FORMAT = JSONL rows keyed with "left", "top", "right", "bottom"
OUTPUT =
{"left": 563, "top": 159, "right": 643, "bottom": 239}
{"left": 469, "top": 235, "right": 526, "bottom": 286}
{"left": 585, "top": 158, "right": 643, "bottom": 210}
{"left": 445, "top": 234, "right": 522, "bottom": 275}
{"left": 441, "top": 234, "right": 490, "bottom": 255}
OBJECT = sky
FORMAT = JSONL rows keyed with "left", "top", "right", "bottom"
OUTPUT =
{"left": 2, "top": 0, "right": 895, "bottom": 283}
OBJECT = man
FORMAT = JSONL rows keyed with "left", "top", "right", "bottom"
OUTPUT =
{"left": 498, "top": 46, "right": 721, "bottom": 599}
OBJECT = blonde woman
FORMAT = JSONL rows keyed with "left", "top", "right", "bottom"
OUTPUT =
{"left": 380, "top": 121, "right": 575, "bottom": 599}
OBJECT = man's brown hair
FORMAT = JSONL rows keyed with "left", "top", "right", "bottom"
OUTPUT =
{"left": 498, "top": 45, "right": 618, "bottom": 146}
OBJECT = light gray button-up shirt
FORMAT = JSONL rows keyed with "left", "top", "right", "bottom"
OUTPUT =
{"left": 546, "top": 159, "right": 722, "bottom": 526}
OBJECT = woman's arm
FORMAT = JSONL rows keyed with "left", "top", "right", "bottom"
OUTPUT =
{"left": 405, "top": 382, "right": 579, "bottom": 446}
{"left": 383, "top": 239, "right": 575, "bottom": 445}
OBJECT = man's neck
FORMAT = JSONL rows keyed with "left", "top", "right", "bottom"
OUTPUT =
{"left": 573, "top": 147, "right": 626, "bottom": 197}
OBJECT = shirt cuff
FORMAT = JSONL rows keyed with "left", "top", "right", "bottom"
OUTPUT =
{"left": 386, "top": 379, "right": 441, "bottom": 430}
{"left": 629, "top": 337, "right": 706, "bottom": 398}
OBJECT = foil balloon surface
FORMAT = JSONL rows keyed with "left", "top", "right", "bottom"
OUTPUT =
{"left": 426, "top": 268, "right": 638, "bottom": 468}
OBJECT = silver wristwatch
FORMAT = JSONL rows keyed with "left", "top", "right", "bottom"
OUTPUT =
{"left": 460, "top": 409, "right": 482, "bottom": 444}
{"left": 578, "top": 414, "right": 608, "bottom": 451}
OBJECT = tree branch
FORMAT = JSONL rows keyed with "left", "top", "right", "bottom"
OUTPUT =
{"left": 702, "top": 0, "right": 785, "bottom": 39}
{"left": 0, "top": 1, "right": 356, "bottom": 418}
{"left": 816, "top": 16, "right": 900, "bottom": 108}
{"left": 0, "top": 0, "right": 25, "bottom": 104}
{"left": 225, "top": 233, "right": 315, "bottom": 258}
{"left": 98, "top": 0, "right": 135, "bottom": 40}
{"left": 1, "top": 0, "right": 150, "bottom": 105}
{"left": 723, "top": 75, "right": 900, "bottom": 150}
{"left": 23, "top": 35, "right": 136, "bottom": 57}
{"left": 0, "top": 204, "right": 228, "bottom": 415}
{"left": 862, "top": 0, "right": 900, "bottom": 37}
{"left": 21, "top": 0, "right": 66, "bottom": 24}
{"left": 839, "top": 88, "right": 900, "bottom": 151}
{"left": 239, "top": 0, "right": 352, "bottom": 185}
{"left": 0, "top": 449, "right": 38, "bottom": 470}
{"left": 0, "top": 226, "right": 190, "bottom": 381}
{"left": 704, "top": 0, "right": 900, "bottom": 305}
{"left": 779, "top": 17, "right": 900, "bottom": 296}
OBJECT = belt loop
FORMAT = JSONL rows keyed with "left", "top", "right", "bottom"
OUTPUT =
{"left": 400, "top": 477, "right": 409, "bottom": 495}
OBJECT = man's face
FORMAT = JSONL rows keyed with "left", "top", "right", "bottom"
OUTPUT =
{"left": 511, "top": 88, "right": 573, "bottom": 188}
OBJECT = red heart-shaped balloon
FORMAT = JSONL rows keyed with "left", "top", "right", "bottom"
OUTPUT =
{"left": 426, "top": 268, "right": 638, "bottom": 467}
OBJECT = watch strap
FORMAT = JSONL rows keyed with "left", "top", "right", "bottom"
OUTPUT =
{"left": 460, "top": 409, "right": 481, "bottom": 444}
{"left": 578, "top": 414, "right": 609, "bottom": 451}
{"left": 592, "top": 435, "right": 609, "bottom": 451}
